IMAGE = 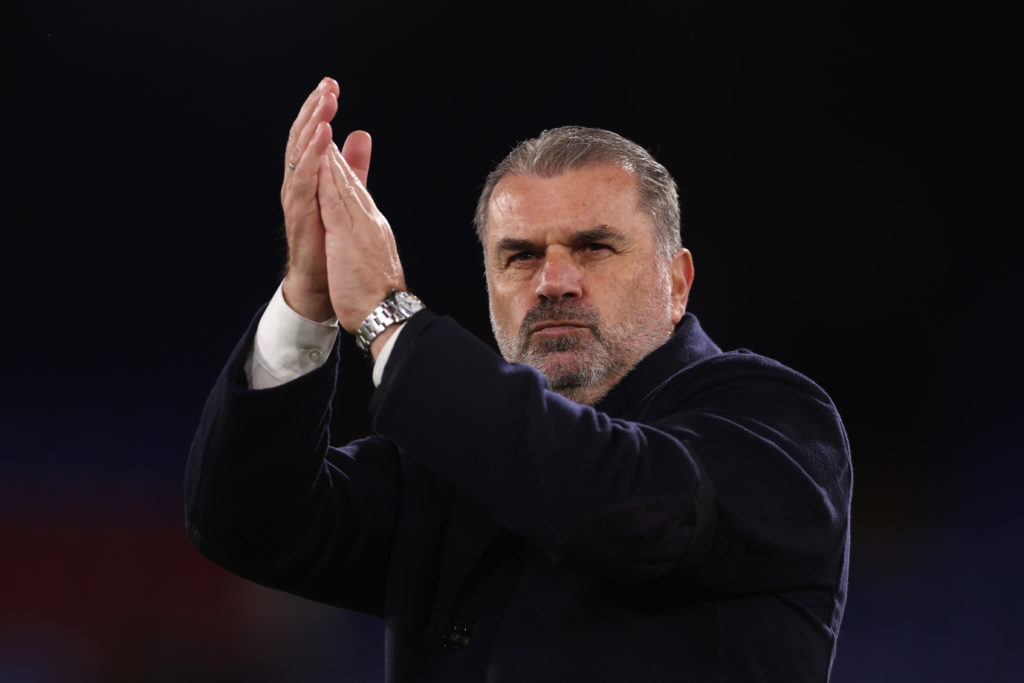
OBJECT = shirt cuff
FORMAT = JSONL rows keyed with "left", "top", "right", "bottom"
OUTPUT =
{"left": 248, "top": 282, "right": 339, "bottom": 389}
{"left": 371, "top": 323, "right": 405, "bottom": 387}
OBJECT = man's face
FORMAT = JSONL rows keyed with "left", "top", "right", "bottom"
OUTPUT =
{"left": 484, "top": 164, "right": 693, "bottom": 405}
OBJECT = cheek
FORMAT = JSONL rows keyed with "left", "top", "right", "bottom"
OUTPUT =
{"left": 487, "top": 281, "right": 520, "bottom": 327}
{"left": 618, "top": 265, "right": 671, "bottom": 315}
{"left": 597, "top": 264, "right": 655, "bottom": 307}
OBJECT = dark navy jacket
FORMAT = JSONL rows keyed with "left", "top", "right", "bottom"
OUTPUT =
{"left": 186, "top": 311, "right": 852, "bottom": 682}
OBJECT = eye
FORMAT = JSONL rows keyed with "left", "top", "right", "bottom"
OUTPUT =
{"left": 507, "top": 251, "right": 538, "bottom": 265}
{"left": 579, "top": 242, "right": 613, "bottom": 255}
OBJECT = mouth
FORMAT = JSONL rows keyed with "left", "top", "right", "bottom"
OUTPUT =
{"left": 529, "top": 321, "right": 590, "bottom": 335}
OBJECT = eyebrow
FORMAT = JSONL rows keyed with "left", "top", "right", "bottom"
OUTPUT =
{"left": 571, "top": 225, "right": 626, "bottom": 246}
{"left": 494, "top": 225, "right": 627, "bottom": 253}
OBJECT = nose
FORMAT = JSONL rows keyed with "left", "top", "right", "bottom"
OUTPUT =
{"left": 535, "top": 251, "right": 583, "bottom": 301}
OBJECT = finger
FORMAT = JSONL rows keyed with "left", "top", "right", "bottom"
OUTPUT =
{"left": 320, "top": 148, "right": 401, "bottom": 273}
{"left": 317, "top": 154, "right": 338, "bottom": 205}
{"left": 288, "top": 92, "right": 339, "bottom": 178}
{"left": 341, "top": 130, "right": 372, "bottom": 187}
{"left": 318, "top": 153, "right": 354, "bottom": 231}
{"left": 285, "top": 77, "right": 338, "bottom": 156}
{"left": 327, "top": 140, "right": 374, "bottom": 214}
{"left": 284, "top": 77, "right": 339, "bottom": 172}
{"left": 287, "top": 121, "right": 333, "bottom": 204}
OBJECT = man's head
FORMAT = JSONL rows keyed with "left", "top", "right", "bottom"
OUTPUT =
{"left": 476, "top": 126, "right": 694, "bottom": 405}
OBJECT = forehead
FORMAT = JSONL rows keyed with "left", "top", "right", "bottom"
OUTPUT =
{"left": 486, "top": 164, "right": 650, "bottom": 246}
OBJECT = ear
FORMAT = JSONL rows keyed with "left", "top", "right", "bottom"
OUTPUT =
{"left": 669, "top": 248, "right": 695, "bottom": 325}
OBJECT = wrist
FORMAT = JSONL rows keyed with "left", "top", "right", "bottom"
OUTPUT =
{"left": 281, "top": 275, "right": 334, "bottom": 323}
{"left": 354, "top": 290, "right": 425, "bottom": 358}
{"left": 369, "top": 324, "right": 400, "bottom": 362}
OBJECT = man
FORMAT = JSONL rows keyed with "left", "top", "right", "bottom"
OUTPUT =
{"left": 186, "top": 77, "right": 852, "bottom": 682}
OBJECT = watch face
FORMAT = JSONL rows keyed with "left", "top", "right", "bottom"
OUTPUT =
{"left": 392, "top": 291, "right": 424, "bottom": 315}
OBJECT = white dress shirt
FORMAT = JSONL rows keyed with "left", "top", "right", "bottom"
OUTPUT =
{"left": 245, "top": 283, "right": 403, "bottom": 390}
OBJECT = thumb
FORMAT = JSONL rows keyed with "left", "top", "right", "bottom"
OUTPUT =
{"left": 341, "top": 130, "right": 372, "bottom": 187}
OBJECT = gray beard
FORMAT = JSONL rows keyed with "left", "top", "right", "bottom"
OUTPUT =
{"left": 520, "top": 325, "right": 615, "bottom": 391}
{"left": 495, "top": 300, "right": 628, "bottom": 401}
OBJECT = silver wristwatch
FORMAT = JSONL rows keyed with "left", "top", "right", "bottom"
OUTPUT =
{"left": 354, "top": 290, "right": 425, "bottom": 357}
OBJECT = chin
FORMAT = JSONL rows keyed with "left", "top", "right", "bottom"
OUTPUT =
{"left": 534, "top": 352, "right": 601, "bottom": 389}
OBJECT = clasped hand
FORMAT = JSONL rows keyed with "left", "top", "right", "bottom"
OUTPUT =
{"left": 279, "top": 77, "right": 406, "bottom": 339}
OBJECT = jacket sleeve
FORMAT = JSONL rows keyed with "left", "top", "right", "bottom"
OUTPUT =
{"left": 371, "top": 312, "right": 851, "bottom": 587}
{"left": 184, "top": 310, "right": 400, "bottom": 616}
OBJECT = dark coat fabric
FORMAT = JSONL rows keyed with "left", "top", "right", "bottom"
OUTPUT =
{"left": 185, "top": 310, "right": 852, "bottom": 682}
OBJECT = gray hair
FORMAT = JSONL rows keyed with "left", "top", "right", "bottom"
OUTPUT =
{"left": 473, "top": 126, "right": 682, "bottom": 259}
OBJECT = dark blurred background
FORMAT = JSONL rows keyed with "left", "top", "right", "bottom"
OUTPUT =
{"left": 3, "top": 0, "right": 1019, "bottom": 681}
